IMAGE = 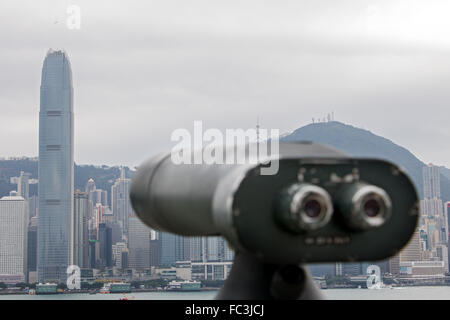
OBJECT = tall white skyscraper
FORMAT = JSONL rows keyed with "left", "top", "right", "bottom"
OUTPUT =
{"left": 0, "top": 195, "right": 28, "bottom": 283}
{"left": 38, "top": 49, "right": 74, "bottom": 283}
{"left": 73, "top": 191, "right": 89, "bottom": 268}
{"left": 444, "top": 202, "right": 450, "bottom": 272}
{"left": 423, "top": 164, "right": 440, "bottom": 199}
{"left": 420, "top": 198, "right": 443, "bottom": 217}
{"left": 85, "top": 178, "right": 96, "bottom": 194}
{"left": 418, "top": 164, "right": 448, "bottom": 271}
{"left": 111, "top": 168, "right": 132, "bottom": 235}
{"left": 17, "top": 171, "right": 30, "bottom": 201}
{"left": 128, "top": 215, "right": 151, "bottom": 269}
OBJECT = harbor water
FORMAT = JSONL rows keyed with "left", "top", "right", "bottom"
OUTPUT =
{"left": 0, "top": 286, "right": 449, "bottom": 300}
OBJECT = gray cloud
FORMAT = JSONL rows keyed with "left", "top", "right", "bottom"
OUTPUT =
{"left": 1, "top": 0, "right": 450, "bottom": 167}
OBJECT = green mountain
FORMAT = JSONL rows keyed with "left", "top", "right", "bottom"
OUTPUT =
{"left": 0, "top": 159, "right": 133, "bottom": 203}
{"left": 282, "top": 121, "right": 450, "bottom": 202}
{"left": 1, "top": 121, "right": 448, "bottom": 203}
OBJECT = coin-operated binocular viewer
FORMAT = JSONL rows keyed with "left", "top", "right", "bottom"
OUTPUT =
{"left": 130, "top": 142, "right": 419, "bottom": 299}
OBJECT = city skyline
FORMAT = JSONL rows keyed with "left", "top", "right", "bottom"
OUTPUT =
{"left": 0, "top": 3, "right": 450, "bottom": 300}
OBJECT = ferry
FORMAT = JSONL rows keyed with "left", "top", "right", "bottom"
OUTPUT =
{"left": 167, "top": 280, "right": 201, "bottom": 291}
{"left": 100, "top": 282, "right": 132, "bottom": 294}
{"left": 36, "top": 283, "right": 58, "bottom": 295}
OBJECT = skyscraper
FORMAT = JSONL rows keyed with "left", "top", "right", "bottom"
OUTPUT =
{"left": 17, "top": 171, "right": 31, "bottom": 201}
{"left": 423, "top": 164, "right": 440, "bottom": 199}
{"left": 27, "top": 219, "right": 38, "bottom": 283}
{"left": 98, "top": 222, "right": 113, "bottom": 268}
{"left": 0, "top": 195, "right": 28, "bottom": 284}
{"left": 85, "top": 178, "right": 96, "bottom": 194}
{"left": 149, "top": 238, "right": 160, "bottom": 267}
{"left": 190, "top": 236, "right": 206, "bottom": 262}
{"left": 220, "top": 238, "right": 234, "bottom": 262}
{"left": 128, "top": 215, "right": 151, "bottom": 269}
{"left": 111, "top": 168, "right": 132, "bottom": 236}
{"left": 420, "top": 198, "right": 443, "bottom": 217}
{"left": 206, "top": 237, "right": 220, "bottom": 261}
{"left": 421, "top": 164, "right": 443, "bottom": 218}
{"left": 38, "top": 49, "right": 74, "bottom": 283}
{"left": 189, "top": 236, "right": 234, "bottom": 263}
{"left": 420, "top": 164, "right": 448, "bottom": 270}
{"left": 112, "top": 242, "right": 128, "bottom": 269}
{"left": 73, "top": 191, "right": 89, "bottom": 268}
{"left": 158, "top": 232, "right": 187, "bottom": 266}
{"left": 443, "top": 201, "right": 450, "bottom": 272}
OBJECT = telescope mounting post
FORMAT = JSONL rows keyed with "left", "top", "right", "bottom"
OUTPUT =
{"left": 215, "top": 252, "right": 324, "bottom": 300}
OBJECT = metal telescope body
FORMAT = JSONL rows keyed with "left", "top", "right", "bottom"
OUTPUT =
{"left": 130, "top": 142, "right": 420, "bottom": 299}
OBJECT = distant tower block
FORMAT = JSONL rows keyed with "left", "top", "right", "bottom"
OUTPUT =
{"left": 17, "top": 171, "right": 31, "bottom": 201}
{"left": 423, "top": 164, "right": 441, "bottom": 199}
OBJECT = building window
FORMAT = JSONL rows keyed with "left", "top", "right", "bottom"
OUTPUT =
{"left": 46, "top": 145, "right": 61, "bottom": 151}
{"left": 47, "top": 111, "right": 62, "bottom": 116}
{"left": 46, "top": 199, "right": 61, "bottom": 205}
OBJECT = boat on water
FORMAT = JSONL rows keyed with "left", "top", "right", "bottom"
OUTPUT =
{"left": 35, "top": 283, "right": 59, "bottom": 295}
{"left": 99, "top": 286, "right": 109, "bottom": 294}
{"left": 167, "top": 280, "right": 201, "bottom": 292}
{"left": 119, "top": 293, "right": 135, "bottom": 300}
{"left": 100, "top": 282, "right": 132, "bottom": 294}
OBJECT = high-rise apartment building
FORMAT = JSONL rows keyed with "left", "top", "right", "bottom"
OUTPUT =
{"left": 423, "top": 164, "right": 440, "bottom": 199}
{"left": 445, "top": 201, "right": 450, "bottom": 272}
{"left": 128, "top": 215, "right": 151, "bottom": 269}
{"left": 420, "top": 164, "right": 448, "bottom": 268}
{"left": 17, "top": 171, "right": 31, "bottom": 201}
{"left": 420, "top": 198, "right": 443, "bottom": 217}
{"left": 158, "top": 232, "right": 182, "bottom": 266}
{"left": 73, "top": 191, "right": 89, "bottom": 268}
{"left": 98, "top": 222, "right": 113, "bottom": 268}
{"left": 27, "top": 221, "right": 37, "bottom": 283}
{"left": 111, "top": 168, "right": 132, "bottom": 236}
{"left": 0, "top": 195, "right": 28, "bottom": 283}
{"left": 85, "top": 178, "right": 96, "bottom": 194}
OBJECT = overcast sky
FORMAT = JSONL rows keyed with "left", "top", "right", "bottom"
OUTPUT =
{"left": 1, "top": 0, "right": 450, "bottom": 167}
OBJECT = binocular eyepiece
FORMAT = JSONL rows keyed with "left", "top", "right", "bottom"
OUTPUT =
{"left": 338, "top": 183, "right": 392, "bottom": 230}
{"left": 276, "top": 182, "right": 392, "bottom": 234}
{"left": 277, "top": 183, "right": 334, "bottom": 233}
{"left": 130, "top": 142, "right": 419, "bottom": 265}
